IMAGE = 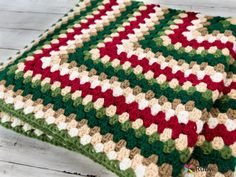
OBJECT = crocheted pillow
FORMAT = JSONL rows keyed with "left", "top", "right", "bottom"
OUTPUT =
{"left": 0, "top": 0, "right": 235, "bottom": 176}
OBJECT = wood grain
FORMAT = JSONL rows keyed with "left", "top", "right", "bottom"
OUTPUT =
{"left": 144, "top": 0, "right": 236, "bottom": 17}
{"left": 0, "top": 127, "right": 116, "bottom": 177}
{"left": 0, "top": 11, "right": 67, "bottom": 30}
{"left": 0, "top": 49, "right": 18, "bottom": 63}
{"left": 145, "top": 0, "right": 236, "bottom": 8}
{"left": 0, "top": 28, "right": 42, "bottom": 49}
{"left": 0, "top": 0, "right": 77, "bottom": 14}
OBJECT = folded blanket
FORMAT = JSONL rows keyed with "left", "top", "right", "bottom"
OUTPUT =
{"left": 0, "top": 0, "right": 235, "bottom": 176}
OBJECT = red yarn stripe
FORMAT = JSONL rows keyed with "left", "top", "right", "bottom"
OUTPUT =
{"left": 202, "top": 124, "right": 236, "bottom": 146}
{"left": 221, "top": 81, "right": 236, "bottom": 94}
{"left": 98, "top": 10, "right": 225, "bottom": 92}
{"left": 169, "top": 12, "right": 236, "bottom": 59}
{"left": 99, "top": 48, "right": 225, "bottom": 92}
{"left": 23, "top": 6, "right": 199, "bottom": 147}
{"left": 38, "top": 0, "right": 118, "bottom": 57}
{"left": 24, "top": 61, "right": 198, "bottom": 146}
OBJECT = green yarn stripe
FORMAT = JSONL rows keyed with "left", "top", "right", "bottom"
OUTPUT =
{"left": 139, "top": 8, "right": 231, "bottom": 69}
{"left": 191, "top": 146, "right": 235, "bottom": 173}
{"left": 140, "top": 39, "right": 230, "bottom": 70}
{"left": 3, "top": 73, "right": 186, "bottom": 176}
{"left": 67, "top": 1, "right": 141, "bottom": 63}
{"left": 63, "top": 7, "right": 214, "bottom": 111}
{"left": 206, "top": 16, "right": 236, "bottom": 36}
{"left": 0, "top": 101, "right": 136, "bottom": 177}
{"left": 76, "top": 53, "right": 213, "bottom": 111}
{"left": 214, "top": 95, "right": 236, "bottom": 113}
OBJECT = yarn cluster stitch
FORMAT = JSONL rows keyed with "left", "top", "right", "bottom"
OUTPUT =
{"left": 0, "top": 0, "right": 235, "bottom": 176}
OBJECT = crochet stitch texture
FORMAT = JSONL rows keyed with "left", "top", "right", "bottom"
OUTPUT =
{"left": 0, "top": 0, "right": 235, "bottom": 176}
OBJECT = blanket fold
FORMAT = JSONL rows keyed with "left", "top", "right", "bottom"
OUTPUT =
{"left": 0, "top": 0, "right": 235, "bottom": 176}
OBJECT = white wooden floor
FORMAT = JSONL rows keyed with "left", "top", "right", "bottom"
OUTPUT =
{"left": 0, "top": 1, "right": 235, "bottom": 177}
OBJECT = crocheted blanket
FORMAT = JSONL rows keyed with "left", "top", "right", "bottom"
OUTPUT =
{"left": 0, "top": 0, "right": 235, "bottom": 176}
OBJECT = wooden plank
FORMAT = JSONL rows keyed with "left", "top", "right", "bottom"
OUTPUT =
{"left": 0, "top": 28, "right": 42, "bottom": 50}
{"left": 0, "top": 49, "right": 18, "bottom": 63}
{"left": 0, "top": 11, "right": 65, "bottom": 30}
{"left": 143, "top": 0, "right": 236, "bottom": 9}
{"left": 0, "top": 127, "right": 116, "bottom": 177}
{"left": 0, "top": 162, "right": 82, "bottom": 177}
{"left": 154, "top": 4, "right": 193, "bottom": 13}
{"left": 190, "top": 6, "right": 236, "bottom": 17}
{"left": 0, "top": 0, "right": 77, "bottom": 14}
{"left": 0, "top": 1, "right": 234, "bottom": 42}
{"left": 143, "top": 0, "right": 236, "bottom": 17}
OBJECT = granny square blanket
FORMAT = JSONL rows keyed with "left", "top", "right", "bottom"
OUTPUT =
{"left": 0, "top": 0, "right": 235, "bottom": 176}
